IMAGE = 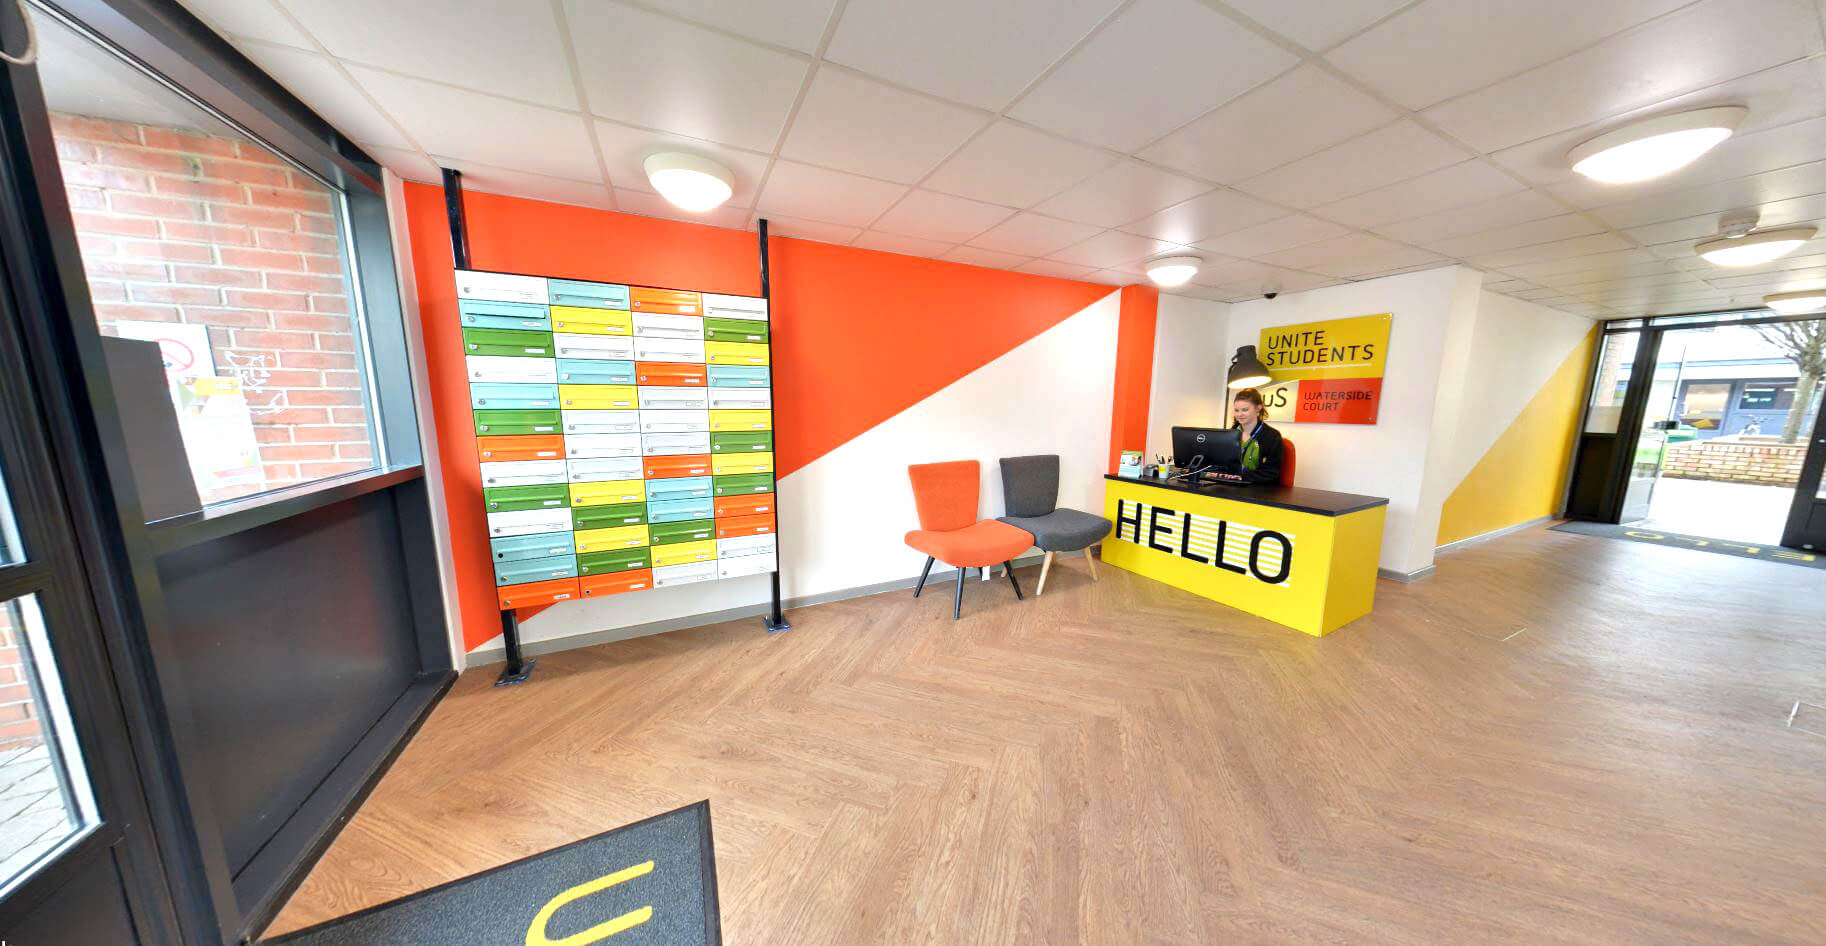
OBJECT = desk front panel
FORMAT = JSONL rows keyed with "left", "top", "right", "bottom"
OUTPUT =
{"left": 1101, "top": 479, "right": 1383, "bottom": 636}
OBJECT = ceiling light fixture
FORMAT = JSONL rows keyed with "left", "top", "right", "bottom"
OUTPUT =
{"left": 643, "top": 152, "right": 734, "bottom": 212}
{"left": 1146, "top": 255, "right": 1201, "bottom": 287}
{"left": 1566, "top": 106, "right": 1746, "bottom": 183}
{"left": 1764, "top": 289, "right": 1826, "bottom": 314}
{"left": 1694, "top": 226, "right": 1816, "bottom": 267}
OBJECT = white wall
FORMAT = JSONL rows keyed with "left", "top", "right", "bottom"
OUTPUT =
{"left": 1225, "top": 266, "right": 1484, "bottom": 576}
{"left": 1443, "top": 292, "right": 1597, "bottom": 488}
{"left": 516, "top": 290, "right": 1122, "bottom": 648}
{"left": 1146, "top": 293, "right": 1230, "bottom": 462}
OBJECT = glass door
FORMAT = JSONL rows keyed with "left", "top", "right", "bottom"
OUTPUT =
{"left": 1781, "top": 376, "right": 1826, "bottom": 551}
{"left": 1618, "top": 332, "right": 1691, "bottom": 522}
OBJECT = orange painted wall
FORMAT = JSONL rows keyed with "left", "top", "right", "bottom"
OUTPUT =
{"left": 402, "top": 184, "right": 1117, "bottom": 650}
{"left": 1107, "top": 284, "right": 1159, "bottom": 473}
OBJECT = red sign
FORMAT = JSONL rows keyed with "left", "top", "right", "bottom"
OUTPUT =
{"left": 1291, "top": 378, "right": 1383, "bottom": 424}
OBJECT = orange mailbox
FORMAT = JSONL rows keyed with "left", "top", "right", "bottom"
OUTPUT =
{"left": 630, "top": 287, "right": 702, "bottom": 316}
{"left": 714, "top": 493, "right": 773, "bottom": 518}
{"left": 644, "top": 454, "right": 712, "bottom": 479}
{"left": 580, "top": 569, "right": 653, "bottom": 598}
{"left": 496, "top": 576, "right": 579, "bottom": 610}
{"left": 476, "top": 434, "right": 565, "bottom": 462}
{"left": 716, "top": 512, "right": 775, "bottom": 539}
{"left": 634, "top": 361, "right": 707, "bottom": 386}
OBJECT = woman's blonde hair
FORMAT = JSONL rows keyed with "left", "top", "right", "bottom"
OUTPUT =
{"left": 1232, "top": 387, "right": 1269, "bottom": 421}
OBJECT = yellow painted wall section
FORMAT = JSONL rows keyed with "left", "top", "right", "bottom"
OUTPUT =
{"left": 1437, "top": 326, "right": 1598, "bottom": 546}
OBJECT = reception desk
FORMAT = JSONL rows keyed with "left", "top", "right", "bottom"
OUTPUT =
{"left": 1102, "top": 475, "right": 1389, "bottom": 637}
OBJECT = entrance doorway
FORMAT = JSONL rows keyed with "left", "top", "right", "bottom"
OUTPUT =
{"left": 1566, "top": 312, "right": 1826, "bottom": 552}
{"left": 1621, "top": 320, "right": 1823, "bottom": 544}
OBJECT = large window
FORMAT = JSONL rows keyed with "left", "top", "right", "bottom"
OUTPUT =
{"left": 35, "top": 11, "right": 378, "bottom": 506}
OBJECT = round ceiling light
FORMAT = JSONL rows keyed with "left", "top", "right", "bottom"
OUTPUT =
{"left": 1764, "top": 289, "right": 1826, "bottom": 314}
{"left": 643, "top": 152, "right": 734, "bottom": 212}
{"left": 1694, "top": 226, "right": 1817, "bottom": 267}
{"left": 1145, "top": 256, "right": 1201, "bottom": 287}
{"left": 1567, "top": 106, "right": 1747, "bottom": 183}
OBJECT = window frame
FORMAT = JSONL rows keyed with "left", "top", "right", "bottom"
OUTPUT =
{"left": 31, "top": 0, "right": 423, "bottom": 532}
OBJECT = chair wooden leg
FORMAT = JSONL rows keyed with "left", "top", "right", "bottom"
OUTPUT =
{"left": 953, "top": 566, "right": 966, "bottom": 620}
{"left": 1004, "top": 560, "right": 1023, "bottom": 600}
{"left": 1083, "top": 545, "right": 1098, "bottom": 581}
{"left": 1036, "top": 551, "right": 1054, "bottom": 596}
{"left": 913, "top": 556, "right": 935, "bottom": 597}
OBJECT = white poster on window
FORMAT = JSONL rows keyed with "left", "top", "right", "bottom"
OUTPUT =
{"left": 113, "top": 321, "right": 261, "bottom": 493}
{"left": 113, "top": 320, "right": 215, "bottom": 383}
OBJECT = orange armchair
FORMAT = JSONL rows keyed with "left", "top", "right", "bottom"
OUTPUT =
{"left": 905, "top": 460, "right": 1032, "bottom": 619}
{"left": 1281, "top": 437, "right": 1297, "bottom": 486}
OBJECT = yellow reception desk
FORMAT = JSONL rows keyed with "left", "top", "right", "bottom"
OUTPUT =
{"left": 1102, "top": 475, "right": 1389, "bottom": 636}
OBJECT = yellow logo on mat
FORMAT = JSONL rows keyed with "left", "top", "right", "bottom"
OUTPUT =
{"left": 526, "top": 860, "right": 655, "bottom": 945}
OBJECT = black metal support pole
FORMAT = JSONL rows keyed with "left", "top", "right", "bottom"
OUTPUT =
{"left": 953, "top": 567, "right": 966, "bottom": 620}
{"left": 494, "top": 608, "right": 536, "bottom": 686}
{"left": 1004, "top": 560, "right": 1023, "bottom": 600}
{"left": 913, "top": 556, "right": 934, "bottom": 597}
{"left": 758, "top": 217, "right": 791, "bottom": 633}
{"left": 441, "top": 167, "right": 470, "bottom": 271}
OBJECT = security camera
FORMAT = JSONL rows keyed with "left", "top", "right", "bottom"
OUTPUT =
{"left": 1262, "top": 290, "right": 1279, "bottom": 300}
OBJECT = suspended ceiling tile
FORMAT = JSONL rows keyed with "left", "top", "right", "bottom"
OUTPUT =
{"left": 634, "top": 0, "right": 838, "bottom": 54}
{"left": 779, "top": 68, "right": 989, "bottom": 184}
{"left": 1007, "top": 0, "right": 1297, "bottom": 152}
{"left": 1590, "top": 161, "right": 1826, "bottom": 230}
{"left": 234, "top": 42, "right": 410, "bottom": 149}
{"left": 1421, "top": 0, "right": 1821, "bottom": 154}
{"left": 1420, "top": 213, "right": 1606, "bottom": 259}
{"left": 941, "top": 244, "right": 1032, "bottom": 269}
{"left": 1222, "top": 0, "right": 1412, "bottom": 52}
{"left": 1032, "top": 161, "right": 1211, "bottom": 229}
{"left": 872, "top": 190, "right": 1015, "bottom": 244}
{"left": 1196, "top": 214, "right": 1350, "bottom": 259}
{"left": 179, "top": 0, "right": 311, "bottom": 46}
{"left": 1466, "top": 232, "right": 1635, "bottom": 269}
{"left": 1117, "top": 188, "right": 1288, "bottom": 246}
{"left": 761, "top": 214, "right": 862, "bottom": 244}
{"left": 1233, "top": 120, "right": 1468, "bottom": 209}
{"left": 1254, "top": 232, "right": 1441, "bottom": 277}
{"left": 1047, "top": 230, "right": 1181, "bottom": 268}
{"left": 1136, "top": 65, "right": 1394, "bottom": 184}
{"left": 1017, "top": 258, "right": 1101, "bottom": 279}
{"left": 565, "top": 0, "right": 809, "bottom": 151}
{"left": 349, "top": 67, "right": 599, "bottom": 181}
{"left": 966, "top": 212, "right": 1103, "bottom": 257}
{"left": 825, "top": 0, "right": 1123, "bottom": 110}
{"left": 1085, "top": 269, "right": 1135, "bottom": 286}
{"left": 362, "top": 145, "right": 440, "bottom": 183}
{"left": 754, "top": 160, "right": 908, "bottom": 227}
{"left": 593, "top": 121, "right": 770, "bottom": 206}
{"left": 1327, "top": 0, "right": 1691, "bottom": 111}
{"left": 1499, "top": 247, "right": 1660, "bottom": 279}
{"left": 1373, "top": 189, "right": 1568, "bottom": 245}
{"left": 437, "top": 157, "right": 611, "bottom": 210}
{"left": 1311, "top": 160, "right": 1523, "bottom": 229}
{"left": 924, "top": 121, "right": 1115, "bottom": 208}
{"left": 850, "top": 230, "right": 955, "bottom": 258}
{"left": 283, "top": 0, "right": 576, "bottom": 109}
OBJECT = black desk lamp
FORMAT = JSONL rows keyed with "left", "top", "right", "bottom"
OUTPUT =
{"left": 1227, "top": 345, "right": 1271, "bottom": 389}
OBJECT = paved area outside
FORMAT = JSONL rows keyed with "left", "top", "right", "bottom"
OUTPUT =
{"left": 1633, "top": 477, "right": 1795, "bottom": 544}
{"left": 0, "top": 742, "right": 78, "bottom": 884}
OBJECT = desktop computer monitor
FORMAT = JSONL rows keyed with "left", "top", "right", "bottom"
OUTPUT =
{"left": 1171, "top": 425, "right": 1240, "bottom": 474}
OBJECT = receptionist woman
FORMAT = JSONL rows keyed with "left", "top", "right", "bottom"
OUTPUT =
{"left": 1221, "top": 387, "right": 1284, "bottom": 485}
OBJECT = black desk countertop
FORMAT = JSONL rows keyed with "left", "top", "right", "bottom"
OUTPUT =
{"left": 1104, "top": 474, "right": 1390, "bottom": 517}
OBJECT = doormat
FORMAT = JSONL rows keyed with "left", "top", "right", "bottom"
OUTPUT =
{"left": 265, "top": 801, "right": 720, "bottom": 946}
{"left": 1550, "top": 520, "right": 1826, "bottom": 570}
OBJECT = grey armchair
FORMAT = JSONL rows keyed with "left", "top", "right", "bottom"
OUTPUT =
{"left": 996, "top": 455, "right": 1112, "bottom": 595}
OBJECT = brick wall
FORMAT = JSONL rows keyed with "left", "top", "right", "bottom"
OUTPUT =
{"left": 49, "top": 113, "right": 373, "bottom": 504}
{"left": 1662, "top": 436, "right": 1805, "bottom": 486}
{"left": 0, "top": 605, "right": 40, "bottom": 752}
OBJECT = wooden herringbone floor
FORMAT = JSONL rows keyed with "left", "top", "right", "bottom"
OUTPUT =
{"left": 265, "top": 525, "right": 1826, "bottom": 944}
